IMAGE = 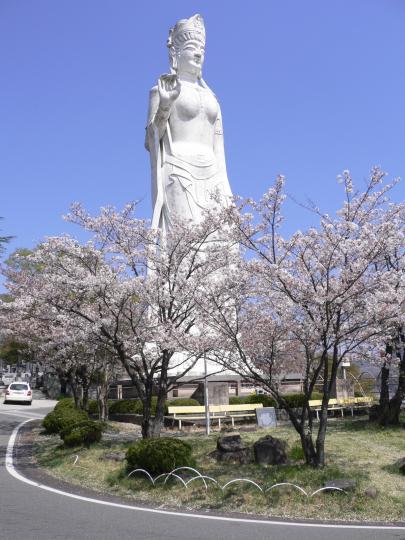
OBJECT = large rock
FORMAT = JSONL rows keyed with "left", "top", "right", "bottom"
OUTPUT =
{"left": 253, "top": 435, "right": 287, "bottom": 465}
{"left": 217, "top": 434, "right": 245, "bottom": 453}
{"left": 322, "top": 479, "right": 356, "bottom": 491}
{"left": 213, "top": 433, "right": 251, "bottom": 464}
{"left": 215, "top": 448, "right": 251, "bottom": 464}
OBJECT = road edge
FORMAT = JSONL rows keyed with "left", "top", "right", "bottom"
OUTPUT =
{"left": 6, "top": 418, "right": 405, "bottom": 531}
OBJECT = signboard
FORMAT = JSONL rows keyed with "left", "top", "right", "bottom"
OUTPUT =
{"left": 256, "top": 407, "right": 277, "bottom": 428}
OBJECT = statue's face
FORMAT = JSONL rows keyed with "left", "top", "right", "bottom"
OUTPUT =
{"left": 177, "top": 39, "right": 205, "bottom": 76}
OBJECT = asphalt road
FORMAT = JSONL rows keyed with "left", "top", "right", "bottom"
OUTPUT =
{"left": 0, "top": 400, "right": 404, "bottom": 540}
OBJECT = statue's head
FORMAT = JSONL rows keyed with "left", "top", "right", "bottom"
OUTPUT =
{"left": 167, "top": 14, "right": 205, "bottom": 78}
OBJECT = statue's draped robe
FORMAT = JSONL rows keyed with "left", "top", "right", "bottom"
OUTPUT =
{"left": 145, "top": 81, "right": 233, "bottom": 231}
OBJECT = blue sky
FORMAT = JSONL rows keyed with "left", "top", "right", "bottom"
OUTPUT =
{"left": 1, "top": 0, "right": 404, "bottom": 285}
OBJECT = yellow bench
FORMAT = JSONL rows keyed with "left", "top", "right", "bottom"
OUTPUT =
{"left": 339, "top": 396, "right": 373, "bottom": 415}
{"left": 309, "top": 397, "right": 373, "bottom": 420}
{"left": 167, "top": 403, "right": 263, "bottom": 430}
{"left": 308, "top": 399, "right": 344, "bottom": 421}
{"left": 354, "top": 396, "right": 373, "bottom": 406}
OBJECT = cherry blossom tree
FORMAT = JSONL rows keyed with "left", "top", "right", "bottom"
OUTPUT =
{"left": 373, "top": 226, "right": 405, "bottom": 426}
{"left": 205, "top": 168, "right": 404, "bottom": 467}
{"left": 0, "top": 284, "right": 117, "bottom": 419}
{"left": 2, "top": 205, "right": 236, "bottom": 437}
{"left": 3, "top": 169, "right": 402, "bottom": 453}
{"left": 66, "top": 204, "right": 236, "bottom": 436}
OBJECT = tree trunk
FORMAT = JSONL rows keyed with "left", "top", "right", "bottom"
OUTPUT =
{"left": 96, "top": 368, "right": 110, "bottom": 421}
{"left": 315, "top": 431, "right": 326, "bottom": 467}
{"left": 141, "top": 352, "right": 171, "bottom": 438}
{"left": 99, "top": 396, "right": 109, "bottom": 422}
{"left": 81, "top": 386, "right": 89, "bottom": 412}
{"left": 151, "top": 390, "right": 166, "bottom": 437}
{"left": 141, "top": 390, "right": 167, "bottom": 438}
{"left": 376, "top": 364, "right": 391, "bottom": 424}
{"left": 377, "top": 371, "right": 405, "bottom": 426}
{"left": 383, "top": 394, "right": 402, "bottom": 425}
{"left": 377, "top": 342, "right": 405, "bottom": 426}
{"left": 141, "top": 415, "right": 152, "bottom": 438}
{"left": 96, "top": 383, "right": 109, "bottom": 421}
{"left": 76, "top": 365, "right": 91, "bottom": 412}
{"left": 284, "top": 400, "right": 319, "bottom": 467}
{"left": 59, "top": 374, "right": 68, "bottom": 397}
{"left": 141, "top": 382, "right": 155, "bottom": 438}
{"left": 141, "top": 369, "right": 168, "bottom": 438}
{"left": 300, "top": 431, "right": 318, "bottom": 466}
{"left": 67, "top": 374, "right": 81, "bottom": 408}
{"left": 313, "top": 401, "right": 329, "bottom": 468}
{"left": 379, "top": 365, "right": 390, "bottom": 406}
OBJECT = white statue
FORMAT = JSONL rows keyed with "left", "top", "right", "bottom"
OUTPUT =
{"left": 145, "top": 14, "right": 233, "bottom": 231}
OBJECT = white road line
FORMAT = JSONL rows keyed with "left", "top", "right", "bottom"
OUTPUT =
{"left": 5, "top": 419, "right": 405, "bottom": 531}
{"left": 0, "top": 410, "right": 45, "bottom": 420}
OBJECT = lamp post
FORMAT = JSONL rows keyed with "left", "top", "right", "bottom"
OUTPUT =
{"left": 204, "top": 353, "right": 210, "bottom": 436}
{"left": 342, "top": 359, "right": 351, "bottom": 381}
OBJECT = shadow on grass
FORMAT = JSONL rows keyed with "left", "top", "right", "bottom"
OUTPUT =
{"left": 331, "top": 417, "right": 404, "bottom": 433}
{"left": 35, "top": 444, "right": 73, "bottom": 469}
{"left": 267, "top": 462, "right": 368, "bottom": 486}
{"left": 381, "top": 461, "right": 405, "bottom": 477}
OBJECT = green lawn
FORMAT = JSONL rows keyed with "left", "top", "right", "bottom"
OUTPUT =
{"left": 33, "top": 417, "right": 405, "bottom": 522}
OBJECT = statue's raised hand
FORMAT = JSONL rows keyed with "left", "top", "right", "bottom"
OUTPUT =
{"left": 158, "top": 74, "right": 181, "bottom": 110}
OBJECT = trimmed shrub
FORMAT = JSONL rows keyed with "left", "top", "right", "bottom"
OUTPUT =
{"left": 164, "top": 398, "right": 199, "bottom": 414}
{"left": 87, "top": 399, "right": 99, "bottom": 415}
{"left": 280, "top": 393, "right": 306, "bottom": 409}
{"left": 281, "top": 392, "right": 323, "bottom": 408}
{"left": 126, "top": 437, "right": 195, "bottom": 475}
{"left": 42, "top": 408, "right": 88, "bottom": 434}
{"left": 54, "top": 397, "right": 105, "bottom": 415}
{"left": 109, "top": 397, "right": 162, "bottom": 416}
{"left": 230, "top": 392, "right": 324, "bottom": 409}
{"left": 244, "top": 393, "right": 278, "bottom": 407}
{"left": 110, "top": 396, "right": 200, "bottom": 417}
{"left": 54, "top": 397, "right": 76, "bottom": 411}
{"left": 229, "top": 396, "right": 245, "bottom": 405}
{"left": 56, "top": 394, "right": 71, "bottom": 402}
{"left": 61, "top": 420, "right": 103, "bottom": 447}
{"left": 281, "top": 393, "right": 325, "bottom": 408}
{"left": 109, "top": 399, "right": 143, "bottom": 415}
{"left": 229, "top": 391, "right": 324, "bottom": 409}
{"left": 42, "top": 411, "right": 61, "bottom": 434}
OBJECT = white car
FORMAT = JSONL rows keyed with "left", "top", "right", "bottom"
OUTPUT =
{"left": 4, "top": 382, "right": 33, "bottom": 405}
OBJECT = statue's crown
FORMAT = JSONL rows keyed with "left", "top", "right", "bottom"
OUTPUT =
{"left": 167, "top": 14, "right": 205, "bottom": 49}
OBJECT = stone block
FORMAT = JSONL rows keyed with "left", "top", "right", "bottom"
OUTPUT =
{"left": 253, "top": 435, "right": 287, "bottom": 465}
{"left": 217, "top": 433, "right": 244, "bottom": 452}
{"left": 322, "top": 479, "right": 356, "bottom": 491}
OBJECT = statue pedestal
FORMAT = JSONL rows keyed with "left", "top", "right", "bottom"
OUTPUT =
{"left": 191, "top": 381, "right": 229, "bottom": 405}
{"left": 332, "top": 378, "right": 355, "bottom": 400}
